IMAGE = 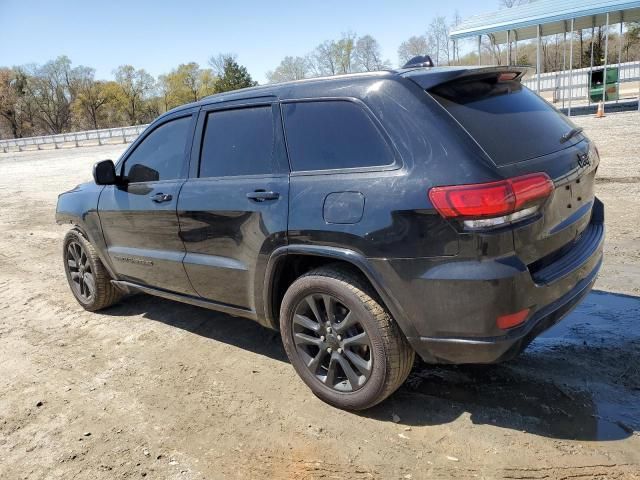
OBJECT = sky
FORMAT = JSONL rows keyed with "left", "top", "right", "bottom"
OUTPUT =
{"left": 0, "top": 0, "right": 490, "bottom": 84}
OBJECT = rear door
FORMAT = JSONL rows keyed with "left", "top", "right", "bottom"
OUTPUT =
{"left": 98, "top": 111, "right": 197, "bottom": 294}
{"left": 177, "top": 100, "right": 289, "bottom": 312}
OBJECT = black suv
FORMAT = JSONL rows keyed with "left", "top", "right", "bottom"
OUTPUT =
{"left": 57, "top": 65, "right": 604, "bottom": 410}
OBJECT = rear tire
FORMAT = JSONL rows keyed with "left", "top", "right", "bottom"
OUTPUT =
{"left": 63, "top": 229, "right": 122, "bottom": 311}
{"left": 280, "top": 266, "right": 414, "bottom": 410}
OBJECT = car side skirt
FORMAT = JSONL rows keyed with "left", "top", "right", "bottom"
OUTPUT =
{"left": 111, "top": 280, "right": 258, "bottom": 321}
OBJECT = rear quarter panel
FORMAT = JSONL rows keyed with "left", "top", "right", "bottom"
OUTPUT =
{"left": 285, "top": 76, "right": 500, "bottom": 260}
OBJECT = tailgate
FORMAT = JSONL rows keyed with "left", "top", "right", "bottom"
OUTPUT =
{"left": 412, "top": 66, "right": 600, "bottom": 270}
{"left": 510, "top": 141, "right": 600, "bottom": 268}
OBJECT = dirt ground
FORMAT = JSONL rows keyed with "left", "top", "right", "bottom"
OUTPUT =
{"left": 0, "top": 112, "right": 639, "bottom": 479}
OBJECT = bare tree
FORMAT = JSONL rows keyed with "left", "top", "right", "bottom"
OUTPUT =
{"left": 74, "top": 68, "right": 113, "bottom": 130}
{"left": 397, "top": 35, "right": 429, "bottom": 66}
{"left": 266, "top": 56, "right": 309, "bottom": 83}
{"left": 0, "top": 68, "right": 30, "bottom": 138}
{"left": 482, "top": 34, "right": 503, "bottom": 65}
{"left": 428, "top": 17, "right": 451, "bottom": 65}
{"left": 114, "top": 65, "right": 155, "bottom": 125}
{"left": 310, "top": 40, "right": 338, "bottom": 76}
{"left": 208, "top": 53, "right": 237, "bottom": 77}
{"left": 336, "top": 32, "right": 357, "bottom": 74}
{"left": 353, "top": 35, "right": 390, "bottom": 71}
{"left": 22, "top": 56, "right": 78, "bottom": 134}
{"left": 451, "top": 10, "right": 463, "bottom": 64}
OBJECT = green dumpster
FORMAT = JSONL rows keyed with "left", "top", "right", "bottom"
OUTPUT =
{"left": 589, "top": 67, "right": 619, "bottom": 102}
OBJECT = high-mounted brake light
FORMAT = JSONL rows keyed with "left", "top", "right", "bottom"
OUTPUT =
{"left": 429, "top": 173, "right": 553, "bottom": 229}
{"left": 497, "top": 72, "right": 519, "bottom": 82}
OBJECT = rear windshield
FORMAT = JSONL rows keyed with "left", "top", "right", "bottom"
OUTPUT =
{"left": 429, "top": 77, "right": 579, "bottom": 166}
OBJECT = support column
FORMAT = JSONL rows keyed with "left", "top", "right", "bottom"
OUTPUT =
{"left": 562, "top": 22, "right": 567, "bottom": 109}
{"left": 514, "top": 31, "right": 518, "bottom": 64}
{"left": 569, "top": 18, "right": 575, "bottom": 117}
{"left": 536, "top": 24, "right": 541, "bottom": 93}
{"left": 507, "top": 30, "right": 511, "bottom": 66}
{"left": 478, "top": 35, "right": 482, "bottom": 66}
{"left": 602, "top": 12, "right": 610, "bottom": 104}
{"left": 617, "top": 11, "right": 624, "bottom": 103}
{"left": 589, "top": 18, "right": 595, "bottom": 106}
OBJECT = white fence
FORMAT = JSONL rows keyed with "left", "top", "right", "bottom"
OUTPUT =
{"left": 522, "top": 60, "right": 640, "bottom": 101}
{"left": 0, "top": 124, "right": 149, "bottom": 153}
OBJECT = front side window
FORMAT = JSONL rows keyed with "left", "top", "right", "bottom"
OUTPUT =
{"left": 123, "top": 116, "right": 191, "bottom": 183}
{"left": 199, "top": 106, "right": 275, "bottom": 178}
{"left": 282, "top": 100, "right": 394, "bottom": 172}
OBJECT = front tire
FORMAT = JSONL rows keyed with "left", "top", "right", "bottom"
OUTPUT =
{"left": 63, "top": 229, "right": 121, "bottom": 311}
{"left": 280, "top": 266, "right": 414, "bottom": 410}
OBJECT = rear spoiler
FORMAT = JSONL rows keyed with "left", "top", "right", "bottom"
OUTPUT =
{"left": 399, "top": 66, "right": 532, "bottom": 91}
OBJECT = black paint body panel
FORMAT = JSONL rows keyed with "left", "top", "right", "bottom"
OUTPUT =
{"left": 55, "top": 67, "right": 604, "bottom": 364}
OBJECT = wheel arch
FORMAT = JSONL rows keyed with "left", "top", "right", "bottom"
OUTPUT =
{"left": 262, "top": 245, "right": 417, "bottom": 340}
{"left": 58, "top": 214, "right": 119, "bottom": 282}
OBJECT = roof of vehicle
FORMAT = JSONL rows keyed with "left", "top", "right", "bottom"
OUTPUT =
{"left": 161, "top": 65, "right": 529, "bottom": 118}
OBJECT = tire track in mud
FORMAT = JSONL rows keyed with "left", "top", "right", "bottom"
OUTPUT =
{"left": 501, "top": 463, "right": 640, "bottom": 479}
{"left": 596, "top": 176, "right": 640, "bottom": 184}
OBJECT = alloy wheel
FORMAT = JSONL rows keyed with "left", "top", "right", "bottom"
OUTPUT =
{"left": 66, "top": 241, "right": 95, "bottom": 302}
{"left": 292, "top": 293, "right": 373, "bottom": 392}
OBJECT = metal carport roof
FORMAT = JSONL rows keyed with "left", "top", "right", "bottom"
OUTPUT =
{"left": 450, "top": 0, "right": 640, "bottom": 43}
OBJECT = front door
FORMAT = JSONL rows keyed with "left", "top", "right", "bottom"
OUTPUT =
{"left": 98, "top": 112, "right": 197, "bottom": 295}
{"left": 177, "top": 102, "right": 289, "bottom": 312}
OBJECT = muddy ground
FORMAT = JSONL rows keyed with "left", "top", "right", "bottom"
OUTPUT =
{"left": 0, "top": 112, "right": 639, "bottom": 479}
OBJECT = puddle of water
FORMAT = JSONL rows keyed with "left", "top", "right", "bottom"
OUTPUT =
{"left": 398, "top": 290, "right": 640, "bottom": 441}
{"left": 538, "top": 290, "right": 640, "bottom": 345}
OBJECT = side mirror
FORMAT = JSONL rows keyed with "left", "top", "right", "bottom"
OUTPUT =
{"left": 93, "top": 159, "right": 117, "bottom": 185}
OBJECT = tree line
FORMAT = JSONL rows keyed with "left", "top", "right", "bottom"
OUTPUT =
{"left": 1, "top": 9, "right": 639, "bottom": 139}
{"left": 0, "top": 54, "right": 256, "bottom": 139}
{"left": 265, "top": 18, "right": 462, "bottom": 84}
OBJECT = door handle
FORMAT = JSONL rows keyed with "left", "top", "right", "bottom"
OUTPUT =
{"left": 151, "top": 193, "right": 173, "bottom": 203}
{"left": 246, "top": 190, "right": 279, "bottom": 202}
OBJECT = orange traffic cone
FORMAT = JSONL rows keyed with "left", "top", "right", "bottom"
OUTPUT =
{"left": 595, "top": 100, "right": 605, "bottom": 118}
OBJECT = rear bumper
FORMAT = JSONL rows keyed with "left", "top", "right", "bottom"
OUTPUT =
{"left": 369, "top": 198, "right": 605, "bottom": 364}
{"left": 410, "top": 256, "right": 600, "bottom": 363}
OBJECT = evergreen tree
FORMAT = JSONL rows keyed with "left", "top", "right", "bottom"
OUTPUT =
{"left": 215, "top": 58, "right": 257, "bottom": 93}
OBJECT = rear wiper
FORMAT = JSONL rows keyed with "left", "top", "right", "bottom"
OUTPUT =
{"left": 560, "top": 127, "right": 583, "bottom": 143}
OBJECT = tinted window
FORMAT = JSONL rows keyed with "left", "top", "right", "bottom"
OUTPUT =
{"left": 200, "top": 107, "right": 274, "bottom": 177}
{"left": 283, "top": 101, "right": 393, "bottom": 171}
{"left": 430, "top": 79, "right": 578, "bottom": 165}
{"left": 124, "top": 116, "right": 191, "bottom": 182}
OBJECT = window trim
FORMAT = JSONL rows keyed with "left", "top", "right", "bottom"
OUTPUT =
{"left": 280, "top": 97, "right": 402, "bottom": 177}
{"left": 190, "top": 100, "right": 289, "bottom": 180}
{"left": 115, "top": 110, "right": 197, "bottom": 183}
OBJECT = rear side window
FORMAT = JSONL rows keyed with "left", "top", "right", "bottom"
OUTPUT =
{"left": 430, "top": 78, "right": 577, "bottom": 165}
{"left": 200, "top": 106, "right": 274, "bottom": 177}
{"left": 283, "top": 101, "right": 393, "bottom": 172}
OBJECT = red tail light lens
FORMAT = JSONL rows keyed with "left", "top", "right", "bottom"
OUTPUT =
{"left": 510, "top": 174, "right": 554, "bottom": 211}
{"left": 429, "top": 173, "right": 553, "bottom": 219}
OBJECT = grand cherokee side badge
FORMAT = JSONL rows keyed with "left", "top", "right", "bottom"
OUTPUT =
{"left": 113, "top": 255, "right": 153, "bottom": 266}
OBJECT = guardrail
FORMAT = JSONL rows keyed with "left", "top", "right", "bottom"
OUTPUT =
{"left": 0, "top": 124, "right": 149, "bottom": 153}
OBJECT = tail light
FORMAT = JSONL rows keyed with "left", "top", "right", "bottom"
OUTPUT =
{"left": 429, "top": 173, "right": 553, "bottom": 229}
